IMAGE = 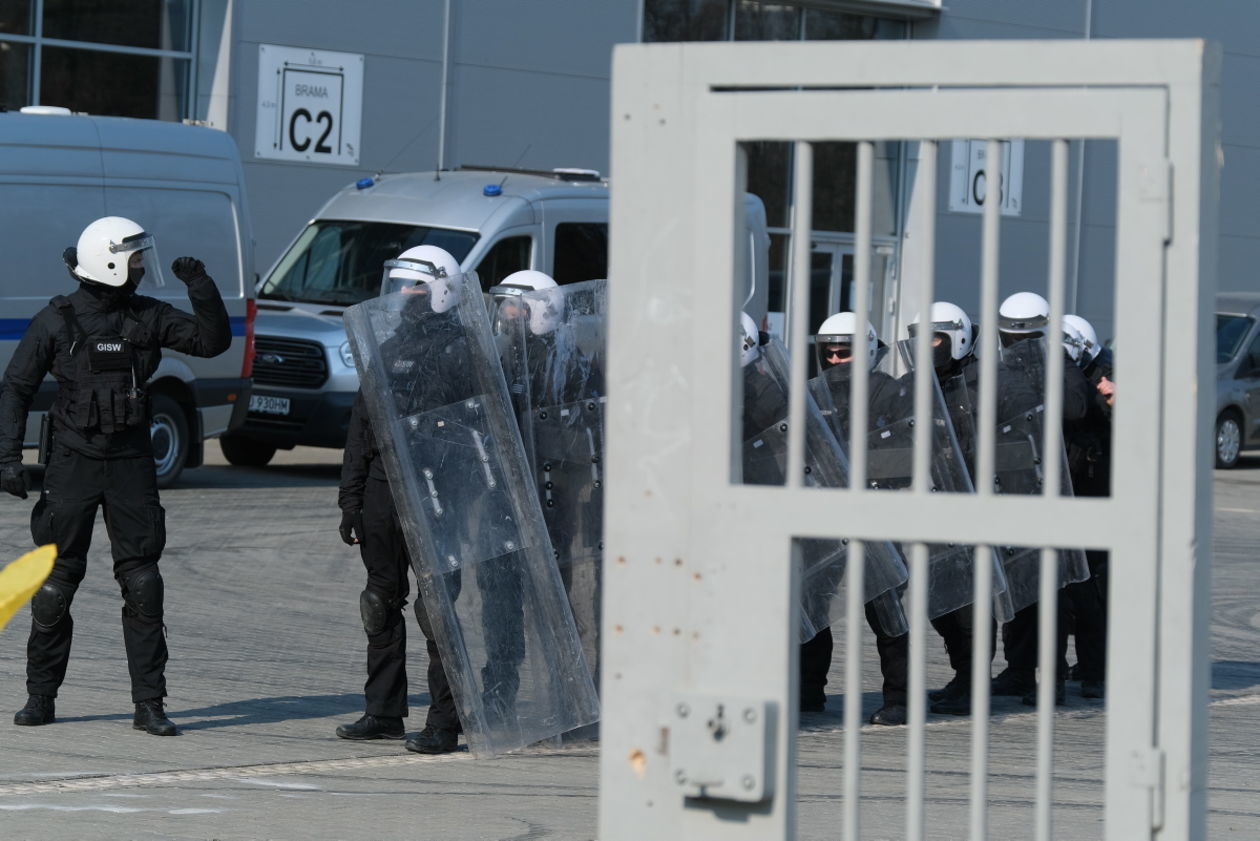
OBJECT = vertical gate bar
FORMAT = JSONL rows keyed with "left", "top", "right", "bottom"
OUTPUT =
{"left": 969, "top": 137, "right": 1005, "bottom": 841}
{"left": 1034, "top": 137, "right": 1071, "bottom": 841}
{"left": 843, "top": 139, "right": 875, "bottom": 841}
{"left": 906, "top": 139, "right": 939, "bottom": 841}
{"left": 786, "top": 142, "right": 814, "bottom": 491}
{"left": 850, "top": 141, "right": 874, "bottom": 489}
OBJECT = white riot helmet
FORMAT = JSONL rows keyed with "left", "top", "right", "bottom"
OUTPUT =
{"left": 492, "top": 270, "right": 563, "bottom": 335}
{"left": 381, "top": 245, "right": 463, "bottom": 312}
{"left": 71, "top": 216, "right": 165, "bottom": 288}
{"left": 739, "top": 312, "right": 760, "bottom": 368}
{"left": 998, "top": 291, "right": 1050, "bottom": 347}
{"left": 815, "top": 311, "right": 877, "bottom": 370}
{"left": 908, "top": 301, "right": 973, "bottom": 362}
{"left": 1063, "top": 314, "right": 1100, "bottom": 365}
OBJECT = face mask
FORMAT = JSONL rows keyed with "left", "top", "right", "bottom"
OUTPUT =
{"left": 932, "top": 340, "right": 953, "bottom": 370}
{"left": 128, "top": 265, "right": 146, "bottom": 285}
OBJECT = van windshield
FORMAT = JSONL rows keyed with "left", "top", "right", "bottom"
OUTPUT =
{"left": 1217, "top": 314, "right": 1255, "bottom": 364}
{"left": 260, "top": 221, "right": 479, "bottom": 306}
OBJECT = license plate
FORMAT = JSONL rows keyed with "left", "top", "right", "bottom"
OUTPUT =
{"left": 249, "top": 395, "right": 291, "bottom": 416}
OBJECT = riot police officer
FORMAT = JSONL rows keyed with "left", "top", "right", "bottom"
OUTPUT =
{"left": 808, "top": 312, "right": 911, "bottom": 726}
{"left": 992, "top": 292, "right": 1092, "bottom": 707}
{"left": 1060, "top": 314, "right": 1112, "bottom": 699}
{"left": 903, "top": 303, "right": 999, "bottom": 716}
{"left": 336, "top": 245, "right": 468, "bottom": 754}
{"left": 0, "top": 216, "right": 231, "bottom": 735}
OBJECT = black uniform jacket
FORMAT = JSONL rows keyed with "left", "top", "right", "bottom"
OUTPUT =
{"left": 338, "top": 310, "right": 474, "bottom": 514}
{"left": 0, "top": 277, "right": 230, "bottom": 462}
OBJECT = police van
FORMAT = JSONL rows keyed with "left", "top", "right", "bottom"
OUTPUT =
{"left": 221, "top": 166, "right": 769, "bottom": 466}
{"left": 0, "top": 108, "right": 256, "bottom": 486}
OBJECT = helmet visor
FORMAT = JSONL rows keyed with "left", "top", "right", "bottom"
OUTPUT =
{"left": 380, "top": 256, "right": 455, "bottom": 296}
{"left": 110, "top": 232, "right": 166, "bottom": 288}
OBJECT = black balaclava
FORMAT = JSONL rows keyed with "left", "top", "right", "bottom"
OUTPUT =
{"left": 80, "top": 278, "right": 138, "bottom": 311}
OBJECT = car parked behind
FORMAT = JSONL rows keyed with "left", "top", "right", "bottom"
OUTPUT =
{"left": 1214, "top": 291, "right": 1260, "bottom": 468}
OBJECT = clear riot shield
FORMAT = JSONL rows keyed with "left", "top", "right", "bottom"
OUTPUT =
{"left": 830, "top": 341, "right": 1010, "bottom": 621}
{"left": 344, "top": 282, "right": 599, "bottom": 757}
{"left": 743, "top": 339, "right": 909, "bottom": 640}
{"left": 896, "top": 344, "right": 1014, "bottom": 623}
{"left": 488, "top": 279, "right": 607, "bottom": 688}
{"left": 993, "top": 337, "right": 1091, "bottom": 613}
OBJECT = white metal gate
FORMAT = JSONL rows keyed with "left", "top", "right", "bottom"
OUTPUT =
{"left": 600, "top": 40, "right": 1218, "bottom": 840}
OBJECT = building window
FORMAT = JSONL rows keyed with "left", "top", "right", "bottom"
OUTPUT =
{"left": 0, "top": 0, "right": 194, "bottom": 119}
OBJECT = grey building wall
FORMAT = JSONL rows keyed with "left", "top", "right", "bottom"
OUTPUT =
{"left": 213, "top": 0, "right": 1251, "bottom": 333}
{"left": 225, "top": 0, "right": 637, "bottom": 276}
{"left": 913, "top": 0, "right": 1259, "bottom": 344}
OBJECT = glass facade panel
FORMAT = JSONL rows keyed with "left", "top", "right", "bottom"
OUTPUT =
{"left": 42, "top": 0, "right": 191, "bottom": 51}
{"left": 643, "top": 0, "right": 728, "bottom": 42}
{"left": 0, "top": 40, "right": 30, "bottom": 109}
{"left": 734, "top": 0, "right": 799, "bottom": 41}
{"left": 0, "top": 0, "right": 33, "bottom": 35}
{"left": 804, "top": 8, "right": 907, "bottom": 40}
{"left": 40, "top": 45, "right": 188, "bottom": 118}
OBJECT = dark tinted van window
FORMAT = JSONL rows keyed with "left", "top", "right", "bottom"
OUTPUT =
{"left": 475, "top": 235, "right": 532, "bottom": 291}
{"left": 553, "top": 223, "right": 608, "bottom": 285}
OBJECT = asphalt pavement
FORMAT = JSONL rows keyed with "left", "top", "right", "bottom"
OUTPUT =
{"left": 0, "top": 444, "right": 1257, "bottom": 841}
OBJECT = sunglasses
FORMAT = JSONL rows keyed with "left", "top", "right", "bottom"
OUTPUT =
{"left": 821, "top": 345, "right": 853, "bottom": 361}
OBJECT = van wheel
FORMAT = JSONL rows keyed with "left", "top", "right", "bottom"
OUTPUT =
{"left": 151, "top": 394, "right": 190, "bottom": 488}
{"left": 1216, "top": 411, "right": 1243, "bottom": 469}
{"left": 220, "top": 434, "right": 277, "bottom": 467}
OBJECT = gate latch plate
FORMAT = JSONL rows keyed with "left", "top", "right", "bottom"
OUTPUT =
{"left": 667, "top": 694, "right": 775, "bottom": 803}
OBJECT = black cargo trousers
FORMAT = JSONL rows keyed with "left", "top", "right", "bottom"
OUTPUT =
{"left": 28, "top": 443, "right": 168, "bottom": 704}
{"left": 359, "top": 475, "right": 460, "bottom": 732}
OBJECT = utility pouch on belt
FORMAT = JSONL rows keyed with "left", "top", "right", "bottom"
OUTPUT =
{"left": 37, "top": 414, "right": 52, "bottom": 465}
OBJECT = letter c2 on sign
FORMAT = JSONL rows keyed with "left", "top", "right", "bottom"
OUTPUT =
{"left": 970, "top": 170, "right": 1004, "bottom": 208}
{"left": 288, "top": 108, "right": 334, "bottom": 154}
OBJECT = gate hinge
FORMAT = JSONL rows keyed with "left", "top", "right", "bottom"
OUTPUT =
{"left": 1130, "top": 747, "right": 1166, "bottom": 832}
{"left": 1138, "top": 159, "right": 1173, "bottom": 244}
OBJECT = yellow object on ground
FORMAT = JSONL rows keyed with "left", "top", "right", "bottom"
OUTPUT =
{"left": 0, "top": 545, "right": 56, "bottom": 631}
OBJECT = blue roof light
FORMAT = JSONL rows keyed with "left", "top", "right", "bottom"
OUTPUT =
{"left": 483, "top": 184, "right": 502, "bottom": 197}
{"left": 355, "top": 177, "right": 375, "bottom": 190}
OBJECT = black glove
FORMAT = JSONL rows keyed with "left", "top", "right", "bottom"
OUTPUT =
{"left": 339, "top": 510, "right": 365, "bottom": 546}
{"left": 0, "top": 462, "right": 29, "bottom": 500}
{"left": 171, "top": 256, "right": 208, "bottom": 284}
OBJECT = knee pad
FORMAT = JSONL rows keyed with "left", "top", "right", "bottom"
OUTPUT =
{"left": 31, "top": 583, "right": 70, "bottom": 630}
{"left": 121, "top": 565, "right": 164, "bottom": 619}
{"left": 360, "top": 589, "right": 393, "bottom": 636}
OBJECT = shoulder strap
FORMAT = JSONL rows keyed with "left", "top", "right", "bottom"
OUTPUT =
{"left": 49, "top": 295, "right": 84, "bottom": 357}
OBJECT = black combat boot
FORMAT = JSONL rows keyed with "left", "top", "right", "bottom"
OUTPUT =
{"left": 869, "top": 703, "right": 907, "bottom": 726}
{"left": 335, "top": 714, "right": 404, "bottom": 740}
{"left": 990, "top": 668, "right": 1036, "bottom": 697}
{"left": 1021, "top": 680, "right": 1066, "bottom": 707}
{"left": 14, "top": 694, "right": 55, "bottom": 726}
{"left": 928, "top": 673, "right": 966, "bottom": 704}
{"left": 405, "top": 725, "right": 459, "bottom": 754}
{"left": 133, "top": 698, "right": 178, "bottom": 736}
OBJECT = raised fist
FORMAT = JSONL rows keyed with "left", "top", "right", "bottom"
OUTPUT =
{"left": 171, "top": 256, "right": 207, "bottom": 283}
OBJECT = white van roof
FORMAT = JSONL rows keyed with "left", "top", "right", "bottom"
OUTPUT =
{"left": 0, "top": 111, "right": 245, "bottom": 186}
{"left": 312, "top": 168, "right": 610, "bottom": 232}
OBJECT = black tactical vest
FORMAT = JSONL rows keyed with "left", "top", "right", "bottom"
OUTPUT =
{"left": 50, "top": 295, "right": 153, "bottom": 435}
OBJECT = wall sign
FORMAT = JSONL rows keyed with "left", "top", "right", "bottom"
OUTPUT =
{"left": 948, "top": 139, "right": 1024, "bottom": 217}
{"left": 255, "top": 44, "right": 363, "bottom": 165}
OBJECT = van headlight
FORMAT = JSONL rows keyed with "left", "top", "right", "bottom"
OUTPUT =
{"left": 339, "top": 341, "right": 355, "bottom": 369}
